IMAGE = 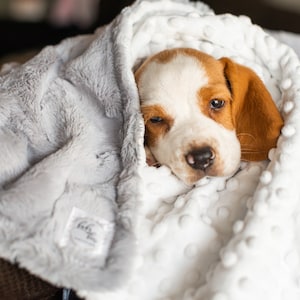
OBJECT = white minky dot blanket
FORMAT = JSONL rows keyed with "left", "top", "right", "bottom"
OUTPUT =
{"left": 1, "top": 0, "right": 300, "bottom": 299}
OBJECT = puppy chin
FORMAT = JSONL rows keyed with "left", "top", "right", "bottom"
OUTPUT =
{"left": 174, "top": 171, "right": 207, "bottom": 186}
{"left": 172, "top": 164, "right": 240, "bottom": 186}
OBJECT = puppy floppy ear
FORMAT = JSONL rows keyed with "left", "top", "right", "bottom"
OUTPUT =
{"left": 219, "top": 57, "right": 283, "bottom": 161}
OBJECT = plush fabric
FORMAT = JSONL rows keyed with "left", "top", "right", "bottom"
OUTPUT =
{"left": 1, "top": 1, "right": 300, "bottom": 300}
{"left": 0, "top": 5, "right": 142, "bottom": 293}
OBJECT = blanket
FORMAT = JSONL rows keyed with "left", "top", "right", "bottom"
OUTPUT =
{"left": 1, "top": 0, "right": 300, "bottom": 299}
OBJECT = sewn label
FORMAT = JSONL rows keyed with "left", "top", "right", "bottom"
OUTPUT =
{"left": 60, "top": 207, "right": 115, "bottom": 257}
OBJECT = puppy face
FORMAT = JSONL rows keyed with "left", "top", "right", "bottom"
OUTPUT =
{"left": 135, "top": 48, "right": 283, "bottom": 185}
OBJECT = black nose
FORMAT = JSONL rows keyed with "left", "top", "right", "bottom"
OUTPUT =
{"left": 185, "top": 147, "right": 215, "bottom": 171}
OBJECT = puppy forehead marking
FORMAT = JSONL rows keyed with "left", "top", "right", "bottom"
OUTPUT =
{"left": 139, "top": 53, "right": 209, "bottom": 113}
{"left": 137, "top": 48, "right": 225, "bottom": 84}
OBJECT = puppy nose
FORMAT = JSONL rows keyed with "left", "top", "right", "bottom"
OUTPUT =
{"left": 186, "top": 147, "right": 215, "bottom": 171}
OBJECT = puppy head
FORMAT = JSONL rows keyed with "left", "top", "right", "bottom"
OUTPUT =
{"left": 135, "top": 48, "right": 283, "bottom": 185}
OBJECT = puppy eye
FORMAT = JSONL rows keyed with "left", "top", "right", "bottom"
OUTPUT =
{"left": 210, "top": 99, "right": 225, "bottom": 110}
{"left": 150, "top": 116, "right": 164, "bottom": 123}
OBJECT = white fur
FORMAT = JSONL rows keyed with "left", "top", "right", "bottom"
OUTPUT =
{"left": 139, "top": 54, "right": 241, "bottom": 184}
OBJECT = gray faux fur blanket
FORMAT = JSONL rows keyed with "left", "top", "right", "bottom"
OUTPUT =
{"left": 2, "top": 1, "right": 300, "bottom": 300}
{"left": 0, "top": 2, "right": 146, "bottom": 293}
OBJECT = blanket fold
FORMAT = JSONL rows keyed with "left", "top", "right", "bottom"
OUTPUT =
{"left": 2, "top": 1, "right": 300, "bottom": 299}
{"left": 0, "top": 5, "right": 140, "bottom": 292}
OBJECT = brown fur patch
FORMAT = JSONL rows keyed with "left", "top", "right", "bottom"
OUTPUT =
{"left": 219, "top": 57, "right": 283, "bottom": 161}
{"left": 198, "top": 85, "right": 234, "bottom": 130}
{"left": 141, "top": 104, "right": 174, "bottom": 147}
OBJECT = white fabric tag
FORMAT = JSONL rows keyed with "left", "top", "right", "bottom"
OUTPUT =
{"left": 60, "top": 207, "right": 115, "bottom": 258}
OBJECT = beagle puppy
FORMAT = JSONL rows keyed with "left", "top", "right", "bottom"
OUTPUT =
{"left": 135, "top": 48, "right": 283, "bottom": 185}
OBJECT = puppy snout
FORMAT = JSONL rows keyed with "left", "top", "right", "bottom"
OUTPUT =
{"left": 185, "top": 146, "right": 215, "bottom": 171}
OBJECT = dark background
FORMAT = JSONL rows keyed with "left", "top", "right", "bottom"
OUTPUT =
{"left": 1, "top": 0, "right": 300, "bottom": 59}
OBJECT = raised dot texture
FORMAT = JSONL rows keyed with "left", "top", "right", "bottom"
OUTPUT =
{"left": 279, "top": 152, "right": 289, "bottom": 164}
{"left": 222, "top": 251, "right": 238, "bottom": 268}
{"left": 233, "top": 220, "right": 244, "bottom": 234}
{"left": 239, "top": 15, "right": 251, "bottom": 25}
{"left": 281, "top": 78, "right": 292, "bottom": 90}
{"left": 281, "top": 124, "right": 296, "bottom": 137}
{"left": 124, "top": 3, "right": 300, "bottom": 299}
{"left": 260, "top": 171, "right": 272, "bottom": 184}
{"left": 188, "top": 12, "right": 200, "bottom": 18}
{"left": 283, "top": 101, "right": 294, "bottom": 114}
{"left": 268, "top": 148, "right": 276, "bottom": 161}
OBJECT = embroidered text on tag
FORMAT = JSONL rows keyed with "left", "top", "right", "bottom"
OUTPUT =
{"left": 60, "top": 207, "right": 115, "bottom": 257}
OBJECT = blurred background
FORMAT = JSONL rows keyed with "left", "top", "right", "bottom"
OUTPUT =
{"left": 1, "top": 0, "right": 300, "bottom": 63}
